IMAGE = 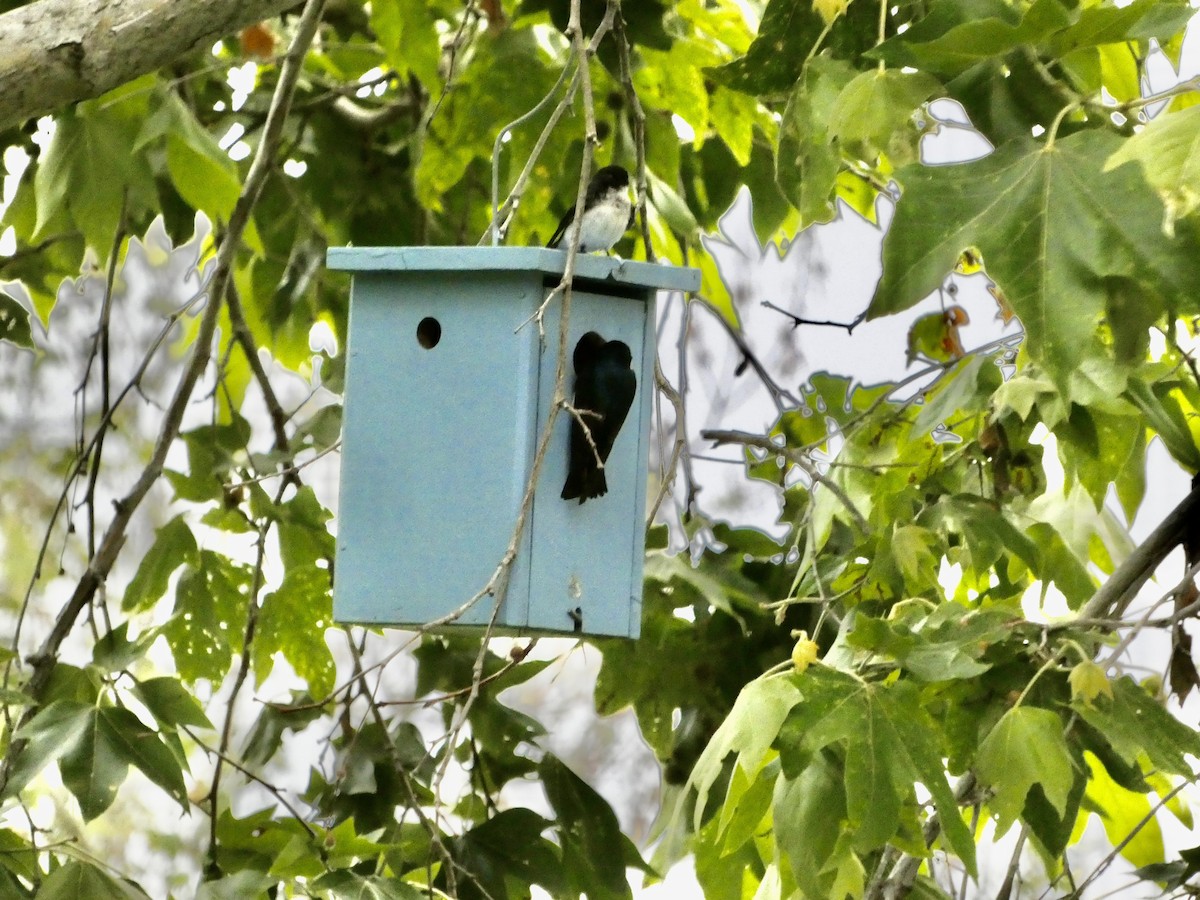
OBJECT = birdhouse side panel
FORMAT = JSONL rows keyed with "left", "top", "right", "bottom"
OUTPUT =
{"left": 526, "top": 288, "right": 653, "bottom": 638}
{"left": 334, "top": 271, "right": 542, "bottom": 627}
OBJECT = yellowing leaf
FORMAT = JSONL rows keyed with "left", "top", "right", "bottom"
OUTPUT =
{"left": 906, "top": 306, "right": 970, "bottom": 365}
{"left": 792, "top": 633, "right": 819, "bottom": 672}
{"left": 1069, "top": 660, "right": 1114, "bottom": 706}
{"left": 1083, "top": 753, "right": 1164, "bottom": 869}
{"left": 814, "top": 0, "right": 849, "bottom": 25}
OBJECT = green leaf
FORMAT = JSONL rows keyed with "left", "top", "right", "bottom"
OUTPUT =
{"left": 774, "top": 752, "right": 847, "bottom": 899}
{"left": 241, "top": 695, "right": 326, "bottom": 768}
{"left": 869, "top": 0, "right": 1071, "bottom": 76}
{"left": 252, "top": 563, "right": 334, "bottom": 699}
{"left": 1074, "top": 677, "right": 1200, "bottom": 776}
{"left": 166, "top": 134, "right": 240, "bottom": 226}
{"left": 193, "top": 871, "right": 276, "bottom": 900}
{"left": 713, "top": 0, "right": 874, "bottom": 94}
{"left": 36, "top": 860, "right": 149, "bottom": 899}
{"left": 637, "top": 43, "right": 711, "bottom": 148}
{"left": 777, "top": 56, "right": 857, "bottom": 224}
{"left": 1106, "top": 104, "right": 1200, "bottom": 224}
{"left": 830, "top": 70, "right": 942, "bottom": 146}
{"left": 541, "top": 755, "right": 635, "bottom": 899}
{"left": 871, "top": 132, "right": 1193, "bottom": 397}
{"left": 32, "top": 88, "right": 154, "bottom": 253}
{"left": 59, "top": 706, "right": 187, "bottom": 821}
{"left": 4, "top": 700, "right": 93, "bottom": 801}
{"left": 777, "top": 670, "right": 976, "bottom": 869}
{"left": 371, "top": 0, "right": 440, "bottom": 89}
{"left": 57, "top": 707, "right": 132, "bottom": 821}
{"left": 122, "top": 515, "right": 198, "bottom": 612}
{"left": 1124, "top": 376, "right": 1200, "bottom": 470}
{"left": 138, "top": 91, "right": 241, "bottom": 226}
{"left": 91, "top": 622, "right": 160, "bottom": 672}
{"left": 131, "top": 676, "right": 214, "bottom": 731}
{"left": 717, "top": 758, "right": 776, "bottom": 855}
{"left": 1083, "top": 752, "right": 1164, "bottom": 869}
{"left": 95, "top": 707, "right": 189, "bottom": 808}
{"left": 975, "top": 706, "right": 1074, "bottom": 833}
{"left": 163, "top": 551, "right": 252, "bottom": 684}
{"left": 711, "top": 86, "right": 756, "bottom": 166}
{"left": 891, "top": 524, "right": 940, "bottom": 593}
{"left": 0, "top": 293, "right": 33, "bottom": 349}
{"left": 310, "top": 871, "right": 425, "bottom": 899}
{"left": 688, "top": 676, "right": 804, "bottom": 828}
{"left": 448, "top": 807, "right": 564, "bottom": 900}
{"left": 1047, "top": 0, "right": 1194, "bottom": 56}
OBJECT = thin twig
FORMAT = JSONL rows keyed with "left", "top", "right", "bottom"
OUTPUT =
{"left": 762, "top": 299, "right": 865, "bottom": 334}
{"left": 701, "top": 428, "right": 870, "bottom": 532}
{"left": 224, "top": 278, "right": 298, "bottom": 486}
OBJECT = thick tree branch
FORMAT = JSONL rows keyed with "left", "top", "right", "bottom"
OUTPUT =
{"left": 1081, "top": 481, "right": 1200, "bottom": 620}
{"left": 0, "top": 0, "right": 304, "bottom": 130}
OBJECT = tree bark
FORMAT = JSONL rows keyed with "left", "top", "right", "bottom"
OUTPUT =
{"left": 0, "top": 0, "right": 304, "bottom": 130}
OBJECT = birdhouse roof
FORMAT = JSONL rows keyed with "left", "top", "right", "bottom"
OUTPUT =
{"left": 326, "top": 246, "right": 700, "bottom": 294}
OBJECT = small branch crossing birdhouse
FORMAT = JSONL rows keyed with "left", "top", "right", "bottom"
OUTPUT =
{"left": 326, "top": 247, "right": 700, "bottom": 638}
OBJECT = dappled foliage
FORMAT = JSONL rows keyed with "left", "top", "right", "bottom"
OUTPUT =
{"left": 0, "top": 0, "right": 1199, "bottom": 897}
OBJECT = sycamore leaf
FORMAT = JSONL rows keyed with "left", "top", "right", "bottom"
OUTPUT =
{"left": 778, "top": 670, "right": 977, "bottom": 871}
{"left": 774, "top": 752, "right": 847, "bottom": 899}
{"left": 976, "top": 706, "right": 1074, "bottom": 833}
{"left": 830, "top": 70, "right": 943, "bottom": 146}
{"left": 868, "top": 0, "right": 1070, "bottom": 76}
{"left": 872, "top": 131, "right": 1194, "bottom": 397}
{"left": 541, "top": 755, "right": 638, "bottom": 898}
{"left": 869, "top": 0, "right": 1190, "bottom": 77}
{"left": 36, "top": 860, "right": 149, "bottom": 899}
{"left": 1106, "top": 104, "right": 1200, "bottom": 223}
{"left": 777, "top": 57, "right": 857, "bottom": 224}
{"left": 1069, "top": 660, "right": 1114, "bottom": 706}
{"left": 59, "top": 706, "right": 188, "bottom": 821}
{"left": 1082, "top": 752, "right": 1164, "bottom": 870}
{"left": 0, "top": 293, "right": 33, "bottom": 349}
{"left": 4, "top": 700, "right": 92, "bottom": 801}
{"left": 1074, "top": 677, "right": 1200, "bottom": 776}
{"left": 252, "top": 564, "right": 335, "bottom": 700}
{"left": 688, "top": 676, "right": 804, "bottom": 829}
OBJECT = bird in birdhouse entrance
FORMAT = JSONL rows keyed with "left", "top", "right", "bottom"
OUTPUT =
{"left": 562, "top": 332, "right": 636, "bottom": 503}
{"left": 546, "top": 165, "right": 634, "bottom": 254}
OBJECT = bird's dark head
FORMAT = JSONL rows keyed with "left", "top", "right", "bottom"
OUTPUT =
{"left": 604, "top": 340, "right": 633, "bottom": 368}
{"left": 592, "top": 165, "right": 630, "bottom": 192}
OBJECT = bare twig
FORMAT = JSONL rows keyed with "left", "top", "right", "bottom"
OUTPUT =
{"left": 612, "top": 5, "right": 653, "bottom": 260}
{"left": 702, "top": 428, "right": 870, "bottom": 533}
{"left": 698, "top": 297, "right": 801, "bottom": 408}
{"left": 224, "top": 278, "right": 297, "bottom": 484}
{"left": 762, "top": 299, "right": 865, "bottom": 334}
{"left": 184, "top": 726, "right": 317, "bottom": 839}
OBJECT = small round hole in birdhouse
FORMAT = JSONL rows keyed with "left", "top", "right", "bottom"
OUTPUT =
{"left": 416, "top": 317, "right": 441, "bottom": 349}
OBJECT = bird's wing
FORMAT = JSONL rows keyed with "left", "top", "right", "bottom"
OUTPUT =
{"left": 546, "top": 205, "right": 576, "bottom": 249}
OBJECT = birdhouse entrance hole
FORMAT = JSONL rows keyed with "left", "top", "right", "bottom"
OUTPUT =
{"left": 416, "top": 316, "right": 441, "bottom": 348}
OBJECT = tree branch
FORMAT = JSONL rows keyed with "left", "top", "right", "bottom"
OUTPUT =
{"left": 1080, "top": 481, "right": 1200, "bottom": 620}
{"left": 0, "top": 0, "right": 306, "bottom": 130}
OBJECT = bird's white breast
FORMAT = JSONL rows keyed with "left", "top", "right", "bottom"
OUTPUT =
{"left": 577, "top": 188, "right": 632, "bottom": 253}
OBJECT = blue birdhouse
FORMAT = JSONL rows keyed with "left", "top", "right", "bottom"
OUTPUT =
{"left": 326, "top": 247, "right": 700, "bottom": 638}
